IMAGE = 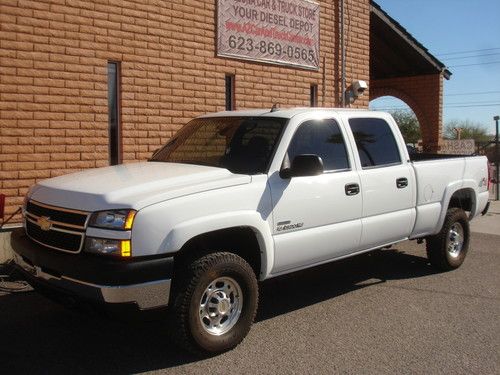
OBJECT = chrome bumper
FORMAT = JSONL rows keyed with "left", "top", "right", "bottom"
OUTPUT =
{"left": 13, "top": 254, "right": 171, "bottom": 310}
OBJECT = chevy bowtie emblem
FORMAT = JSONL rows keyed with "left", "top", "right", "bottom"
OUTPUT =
{"left": 37, "top": 216, "right": 52, "bottom": 231}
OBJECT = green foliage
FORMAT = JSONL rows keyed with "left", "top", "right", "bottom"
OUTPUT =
{"left": 444, "top": 119, "right": 492, "bottom": 142}
{"left": 390, "top": 110, "right": 421, "bottom": 145}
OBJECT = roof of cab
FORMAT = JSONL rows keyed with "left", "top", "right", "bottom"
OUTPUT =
{"left": 200, "top": 107, "right": 372, "bottom": 119}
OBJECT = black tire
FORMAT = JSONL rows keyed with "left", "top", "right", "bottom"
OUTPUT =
{"left": 426, "top": 208, "right": 470, "bottom": 271}
{"left": 170, "top": 252, "right": 258, "bottom": 354}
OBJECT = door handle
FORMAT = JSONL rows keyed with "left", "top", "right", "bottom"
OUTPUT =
{"left": 396, "top": 177, "right": 408, "bottom": 189}
{"left": 345, "top": 183, "right": 360, "bottom": 196}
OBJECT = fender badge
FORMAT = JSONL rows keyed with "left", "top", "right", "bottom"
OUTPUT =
{"left": 37, "top": 216, "right": 52, "bottom": 231}
{"left": 277, "top": 221, "right": 304, "bottom": 232}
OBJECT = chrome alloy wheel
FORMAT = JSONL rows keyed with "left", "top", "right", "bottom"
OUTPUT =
{"left": 447, "top": 222, "right": 464, "bottom": 258}
{"left": 199, "top": 277, "right": 243, "bottom": 336}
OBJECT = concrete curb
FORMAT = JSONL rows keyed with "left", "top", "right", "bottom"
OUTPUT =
{"left": 470, "top": 200, "right": 500, "bottom": 236}
{"left": 0, "top": 230, "right": 15, "bottom": 264}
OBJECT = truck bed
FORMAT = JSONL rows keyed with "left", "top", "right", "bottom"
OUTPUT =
{"left": 409, "top": 154, "right": 489, "bottom": 239}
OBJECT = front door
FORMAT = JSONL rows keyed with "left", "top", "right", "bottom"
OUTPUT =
{"left": 269, "top": 118, "right": 362, "bottom": 274}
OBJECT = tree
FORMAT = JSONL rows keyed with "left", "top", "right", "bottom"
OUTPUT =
{"left": 444, "top": 119, "right": 491, "bottom": 142}
{"left": 389, "top": 110, "right": 421, "bottom": 145}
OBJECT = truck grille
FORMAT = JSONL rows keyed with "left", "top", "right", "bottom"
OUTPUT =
{"left": 26, "top": 200, "right": 88, "bottom": 227}
{"left": 25, "top": 200, "right": 89, "bottom": 253}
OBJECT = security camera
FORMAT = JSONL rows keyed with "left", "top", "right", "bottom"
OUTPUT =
{"left": 345, "top": 80, "right": 368, "bottom": 105}
{"left": 352, "top": 80, "right": 368, "bottom": 96}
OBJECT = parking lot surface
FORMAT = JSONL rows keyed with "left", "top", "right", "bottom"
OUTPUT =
{"left": 0, "top": 232, "right": 498, "bottom": 374}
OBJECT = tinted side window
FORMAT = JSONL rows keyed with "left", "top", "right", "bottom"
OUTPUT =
{"left": 288, "top": 119, "right": 349, "bottom": 171}
{"left": 348, "top": 118, "right": 401, "bottom": 168}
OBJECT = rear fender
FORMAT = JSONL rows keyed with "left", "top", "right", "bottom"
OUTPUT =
{"left": 433, "top": 180, "right": 477, "bottom": 235}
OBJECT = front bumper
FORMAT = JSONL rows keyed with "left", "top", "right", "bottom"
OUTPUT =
{"left": 11, "top": 228, "right": 174, "bottom": 310}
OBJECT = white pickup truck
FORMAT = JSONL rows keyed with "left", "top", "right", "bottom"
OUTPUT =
{"left": 12, "top": 108, "right": 490, "bottom": 354}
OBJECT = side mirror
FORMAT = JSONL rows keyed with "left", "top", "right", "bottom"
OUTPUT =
{"left": 280, "top": 154, "right": 324, "bottom": 179}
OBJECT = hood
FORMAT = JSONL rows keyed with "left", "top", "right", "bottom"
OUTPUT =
{"left": 30, "top": 162, "right": 251, "bottom": 211}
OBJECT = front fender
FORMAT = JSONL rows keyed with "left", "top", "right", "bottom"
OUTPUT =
{"left": 162, "top": 211, "right": 274, "bottom": 280}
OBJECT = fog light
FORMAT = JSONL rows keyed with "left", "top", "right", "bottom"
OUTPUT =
{"left": 120, "top": 240, "right": 131, "bottom": 257}
{"left": 85, "top": 238, "right": 132, "bottom": 257}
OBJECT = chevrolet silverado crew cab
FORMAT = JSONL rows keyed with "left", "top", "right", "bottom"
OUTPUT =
{"left": 12, "top": 108, "right": 490, "bottom": 354}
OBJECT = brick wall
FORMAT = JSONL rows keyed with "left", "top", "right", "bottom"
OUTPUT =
{"left": 0, "top": 0, "right": 370, "bottom": 222}
{"left": 370, "top": 74, "right": 444, "bottom": 152}
{"left": 343, "top": 0, "right": 370, "bottom": 108}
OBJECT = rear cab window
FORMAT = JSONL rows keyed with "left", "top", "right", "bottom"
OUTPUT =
{"left": 348, "top": 118, "right": 401, "bottom": 169}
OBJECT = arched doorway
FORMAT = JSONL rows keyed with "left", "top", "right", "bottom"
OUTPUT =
{"left": 370, "top": 3, "right": 450, "bottom": 153}
{"left": 370, "top": 80, "right": 444, "bottom": 152}
{"left": 370, "top": 95, "right": 422, "bottom": 151}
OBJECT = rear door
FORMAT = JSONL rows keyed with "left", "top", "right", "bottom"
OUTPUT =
{"left": 345, "top": 116, "right": 416, "bottom": 249}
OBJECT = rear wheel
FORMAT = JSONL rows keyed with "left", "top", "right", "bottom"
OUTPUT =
{"left": 170, "top": 252, "right": 258, "bottom": 354}
{"left": 426, "top": 208, "right": 470, "bottom": 271}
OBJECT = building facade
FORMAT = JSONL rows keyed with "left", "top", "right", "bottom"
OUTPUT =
{"left": 1, "top": 0, "right": 371, "bottom": 222}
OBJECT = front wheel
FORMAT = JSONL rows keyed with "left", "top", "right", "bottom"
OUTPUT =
{"left": 426, "top": 208, "right": 470, "bottom": 271}
{"left": 170, "top": 252, "right": 258, "bottom": 354}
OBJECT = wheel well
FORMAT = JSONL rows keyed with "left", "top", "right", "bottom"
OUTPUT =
{"left": 448, "top": 188, "right": 475, "bottom": 213}
{"left": 175, "top": 227, "right": 262, "bottom": 277}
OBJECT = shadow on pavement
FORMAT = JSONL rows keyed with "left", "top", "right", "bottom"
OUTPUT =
{"left": 257, "top": 248, "right": 438, "bottom": 322}
{"left": 0, "top": 248, "right": 438, "bottom": 374}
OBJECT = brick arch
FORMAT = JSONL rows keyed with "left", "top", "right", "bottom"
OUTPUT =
{"left": 370, "top": 87, "right": 428, "bottom": 133}
{"left": 370, "top": 74, "right": 444, "bottom": 152}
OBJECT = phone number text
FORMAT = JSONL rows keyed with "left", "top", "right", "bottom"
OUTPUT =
{"left": 226, "top": 35, "right": 316, "bottom": 63}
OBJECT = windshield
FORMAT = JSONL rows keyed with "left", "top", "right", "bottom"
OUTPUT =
{"left": 150, "top": 117, "right": 287, "bottom": 174}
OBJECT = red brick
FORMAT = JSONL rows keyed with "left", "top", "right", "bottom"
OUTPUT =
{"left": 0, "top": 0, "right": 371, "bottom": 222}
{"left": 2, "top": 161, "right": 35, "bottom": 171}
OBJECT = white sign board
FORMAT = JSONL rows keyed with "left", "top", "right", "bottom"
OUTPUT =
{"left": 441, "top": 139, "right": 476, "bottom": 155}
{"left": 217, "top": 0, "right": 320, "bottom": 70}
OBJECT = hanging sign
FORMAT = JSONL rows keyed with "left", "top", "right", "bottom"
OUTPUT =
{"left": 217, "top": 0, "right": 320, "bottom": 70}
{"left": 441, "top": 139, "right": 476, "bottom": 155}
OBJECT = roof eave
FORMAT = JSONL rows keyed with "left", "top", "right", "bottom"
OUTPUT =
{"left": 371, "top": 1, "right": 452, "bottom": 80}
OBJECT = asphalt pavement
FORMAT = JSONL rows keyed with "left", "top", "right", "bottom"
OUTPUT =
{"left": 0, "top": 216, "right": 499, "bottom": 374}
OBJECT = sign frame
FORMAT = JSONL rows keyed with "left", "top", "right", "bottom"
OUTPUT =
{"left": 216, "top": 0, "right": 320, "bottom": 71}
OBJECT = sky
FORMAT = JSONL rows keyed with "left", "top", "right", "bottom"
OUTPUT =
{"left": 369, "top": 0, "right": 500, "bottom": 135}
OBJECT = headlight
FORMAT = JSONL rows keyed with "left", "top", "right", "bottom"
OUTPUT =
{"left": 84, "top": 237, "right": 131, "bottom": 257}
{"left": 89, "top": 209, "right": 136, "bottom": 230}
